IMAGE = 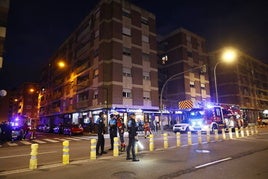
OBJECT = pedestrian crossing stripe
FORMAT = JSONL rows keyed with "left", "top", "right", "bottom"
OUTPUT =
{"left": 20, "top": 141, "right": 32, "bottom": 145}
{"left": 32, "top": 139, "right": 46, "bottom": 144}
{"left": 64, "top": 137, "right": 80, "bottom": 141}
{"left": 53, "top": 138, "right": 66, "bottom": 141}
{"left": 6, "top": 142, "right": 18, "bottom": 146}
{"left": 42, "top": 139, "right": 59, "bottom": 143}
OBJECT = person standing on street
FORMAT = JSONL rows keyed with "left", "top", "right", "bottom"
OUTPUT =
{"left": 96, "top": 112, "right": 107, "bottom": 155}
{"left": 108, "top": 114, "right": 117, "bottom": 150}
{"left": 126, "top": 113, "right": 139, "bottom": 162}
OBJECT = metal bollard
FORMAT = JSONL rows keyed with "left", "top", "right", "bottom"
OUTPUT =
{"left": 113, "top": 137, "right": 119, "bottom": 157}
{"left": 29, "top": 143, "right": 38, "bottom": 170}
{"left": 149, "top": 134, "right": 154, "bottom": 151}
{"left": 235, "top": 128, "right": 239, "bottom": 138}
{"left": 206, "top": 130, "right": 210, "bottom": 142}
{"left": 187, "top": 131, "right": 192, "bottom": 145}
{"left": 90, "top": 138, "right": 97, "bottom": 160}
{"left": 163, "top": 133, "right": 168, "bottom": 149}
{"left": 221, "top": 128, "right": 226, "bottom": 140}
{"left": 214, "top": 129, "right": 219, "bottom": 141}
{"left": 240, "top": 127, "right": 245, "bottom": 138}
{"left": 246, "top": 127, "right": 249, "bottom": 136}
{"left": 197, "top": 130, "right": 202, "bottom": 144}
{"left": 229, "top": 128, "right": 233, "bottom": 139}
{"left": 62, "top": 140, "right": 70, "bottom": 165}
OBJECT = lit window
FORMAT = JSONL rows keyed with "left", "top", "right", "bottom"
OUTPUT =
{"left": 201, "top": 83, "right": 205, "bottom": 89}
{"left": 162, "top": 55, "right": 168, "bottom": 64}
{"left": 93, "top": 90, "right": 98, "bottom": 99}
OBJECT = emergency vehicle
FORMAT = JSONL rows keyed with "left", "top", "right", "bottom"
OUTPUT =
{"left": 177, "top": 101, "right": 243, "bottom": 133}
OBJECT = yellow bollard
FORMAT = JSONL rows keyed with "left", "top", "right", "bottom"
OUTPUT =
{"left": 176, "top": 132, "right": 181, "bottom": 147}
{"left": 113, "top": 137, "right": 119, "bottom": 157}
{"left": 254, "top": 126, "right": 258, "bottom": 134}
{"left": 163, "top": 133, "right": 168, "bottom": 149}
{"left": 235, "top": 128, "right": 239, "bottom": 138}
{"left": 221, "top": 128, "right": 226, "bottom": 140}
{"left": 90, "top": 138, "right": 97, "bottom": 160}
{"left": 29, "top": 143, "right": 38, "bottom": 170}
{"left": 229, "top": 128, "right": 233, "bottom": 139}
{"left": 214, "top": 129, "right": 219, "bottom": 141}
{"left": 62, "top": 140, "right": 70, "bottom": 165}
{"left": 206, "top": 129, "right": 210, "bottom": 142}
{"left": 187, "top": 131, "right": 192, "bottom": 145}
{"left": 246, "top": 127, "right": 249, "bottom": 136}
{"left": 197, "top": 131, "right": 202, "bottom": 144}
{"left": 149, "top": 134, "right": 154, "bottom": 151}
{"left": 250, "top": 126, "right": 254, "bottom": 135}
{"left": 240, "top": 127, "right": 244, "bottom": 137}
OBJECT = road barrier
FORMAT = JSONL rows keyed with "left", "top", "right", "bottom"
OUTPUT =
{"left": 163, "top": 133, "right": 168, "bottom": 149}
{"left": 113, "top": 137, "right": 119, "bottom": 157}
{"left": 62, "top": 140, "right": 70, "bottom": 165}
{"left": 29, "top": 143, "right": 38, "bottom": 170}
{"left": 187, "top": 131, "right": 192, "bottom": 145}
{"left": 149, "top": 134, "right": 154, "bottom": 151}
{"left": 90, "top": 139, "right": 97, "bottom": 160}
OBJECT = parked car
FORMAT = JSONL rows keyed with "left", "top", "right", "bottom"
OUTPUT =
{"left": 53, "top": 124, "right": 64, "bottom": 134}
{"left": 63, "top": 124, "right": 84, "bottom": 136}
{"left": 11, "top": 126, "right": 23, "bottom": 141}
{"left": 172, "top": 119, "right": 190, "bottom": 133}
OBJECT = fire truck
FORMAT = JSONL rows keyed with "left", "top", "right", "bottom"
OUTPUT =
{"left": 186, "top": 104, "right": 243, "bottom": 132}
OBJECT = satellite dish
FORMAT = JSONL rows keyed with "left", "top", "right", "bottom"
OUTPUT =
{"left": 0, "top": 89, "right": 7, "bottom": 97}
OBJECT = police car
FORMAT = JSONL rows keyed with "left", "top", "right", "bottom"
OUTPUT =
{"left": 172, "top": 119, "right": 190, "bottom": 133}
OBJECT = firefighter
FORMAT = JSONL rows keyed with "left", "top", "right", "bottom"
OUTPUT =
{"left": 144, "top": 119, "right": 152, "bottom": 138}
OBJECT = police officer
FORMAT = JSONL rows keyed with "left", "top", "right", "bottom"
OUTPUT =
{"left": 108, "top": 114, "right": 118, "bottom": 150}
{"left": 96, "top": 112, "right": 107, "bottom": 155}
{"left": 126, "top": 113, "right": 139, "bottom": 162}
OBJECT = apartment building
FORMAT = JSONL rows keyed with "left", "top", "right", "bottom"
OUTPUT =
{"left": 209, "top": 48, "right": 268, "bottom": 123}
{"left": 39, "top": 0, "right": 158, "bottom": 128}
{"left": 0, "top": 0, "right": 9, "bottom": 69}
{"left": 158, "top": 28, "right": 210, "bottom": 109}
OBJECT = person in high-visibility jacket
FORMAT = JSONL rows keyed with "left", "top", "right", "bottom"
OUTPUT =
{"left": 143, "top": 119, "right": 152, "bottom": 138}
{"left": 116, "top": 115, "right": 126, "bottom": 151}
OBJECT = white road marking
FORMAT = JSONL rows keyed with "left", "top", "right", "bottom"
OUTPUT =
{"left": 32, "top": 139, "right": 46, "bottom": 144}
{"left": 6, "top": 142, "right": 18, "bottom": 147}
{"left": 0, "top": 151, "right": 57, "bottom": 159}
{"left": 20, "top": 141, "right": 32, "bottom": 145}
{"left": 53, "top": 138, "right": 66, "bottom": 141}
{"left": 195, "top": 157, "right": 232, "bottom": 169}
{"left": 64, "top": 137, "right": 80, "bottom": 141}
{"left": 42, "top": 139, "right": 60, "bottom": 143}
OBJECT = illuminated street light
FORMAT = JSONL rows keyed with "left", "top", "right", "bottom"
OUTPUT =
{"left": 214, "top": 47, "right": 237, "bottom": 104}
{"left": 57, "top": 60, "right": 66, "bottom": 69}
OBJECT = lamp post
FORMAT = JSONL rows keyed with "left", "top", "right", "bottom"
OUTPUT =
{"left": 159, "top": 65, "right": 206, "bottom": 133}
{"left": 213, "top": 48, "right": 237, "bottom": 104}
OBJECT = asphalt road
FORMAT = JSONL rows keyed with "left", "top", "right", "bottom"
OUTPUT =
{"left": 0, "top": 127, "right": 268, "bottom": 179}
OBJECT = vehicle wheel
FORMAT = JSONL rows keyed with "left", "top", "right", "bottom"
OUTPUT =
{"left": 211, "top": 125, "right": 218, "bottom": 133}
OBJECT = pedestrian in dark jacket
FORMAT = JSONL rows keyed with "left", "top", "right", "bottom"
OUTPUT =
{"left": 96, "top": 112, "right": 107, "bottom": 155}
{"left": 108, "top": 114, "right": 117, "bottom": 150}
{"left": 126, "top": 113, "right": 139, "bottom": 162}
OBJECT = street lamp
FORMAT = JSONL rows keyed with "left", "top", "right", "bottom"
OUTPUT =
{"left": 214, "top": 48, "right": 237, "bottom": 104}
{"left": 159, "top": 65, "right": 206, "bottom": 133}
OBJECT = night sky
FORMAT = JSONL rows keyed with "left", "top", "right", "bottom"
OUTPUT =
{"left": 0, "top": 0, "right": 267, "bottom": 90}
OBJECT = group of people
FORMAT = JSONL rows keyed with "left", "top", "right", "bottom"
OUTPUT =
{"left": 95, "top": 112, "right": 141, "bottom": 162}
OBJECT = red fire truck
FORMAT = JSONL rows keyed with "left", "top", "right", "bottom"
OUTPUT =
{"left": 186, "top": 104, "right": 243, "bottom": 132}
